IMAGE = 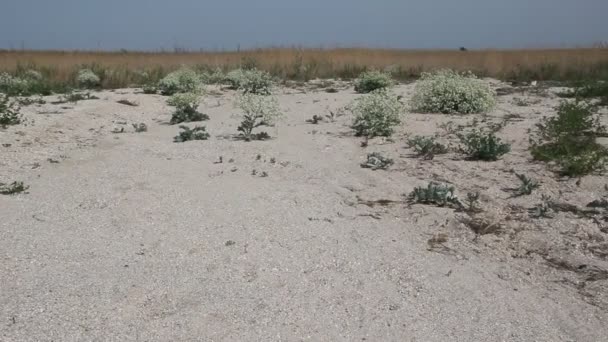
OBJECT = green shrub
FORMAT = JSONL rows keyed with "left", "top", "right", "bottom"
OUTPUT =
{"left": 350, "top": 89, "right": 403, "bottom": 138}
{"left": 0, "top": 95, "right": 21, "bottom": 128}
{"left": 531, "top": 100, "right": 607, "bottom": 176}
{"left": 360, "top": 152, "right": 394, "bottom": 170}
{"left": 0, "top": 181, "right": 29, "bottom": 195}
{"left": 513, "top": 173, "right": 540, "bottom": 196}
{"left": 158, "top": 67, "right": 202, "bottom": 95}
{"left": 354, "top": 70, "right": 394, "bottom": 93}
{"left": 225, "top": 69, "right": 246, "bottom": 89}
{"left": 234, "top": 93, "right": 282, "bottom": 141}
{"left": 410, "top": 69, "right": 496, "bottom": 114}
{"left": 142, "top": 83, "right": 157, "bottom": 94}
{"left": 201, "top": 68, "right": 226, "bottom": 84}
{"left": 225, "top": 69, "right": 273, "bottom": 94}
{"left": 407, "top": 135, "right": 448, "bottom": 159}
{"left": 76, "top": 69, "right": 100, "bottom": 89}
{"left": 558, "top": 80, "right": 608, "bottom": 105}
{"left": 167, "top": 92, "right": 208, "bottom": 124}
{"left": 407, "top": 182, "right": 462, "bottom": 208}
{"left": 174, "top": 125, "right": 210, "bottom": 142}
{"left": 458, "top": 129, "right": 510, "bottom": 161}
{"left": 0, "top": 72, "right": 30, "bottom": 95}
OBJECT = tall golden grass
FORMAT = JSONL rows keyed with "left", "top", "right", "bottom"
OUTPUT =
{"left": 1, "top": 48, "right": 607, "bottom": 87}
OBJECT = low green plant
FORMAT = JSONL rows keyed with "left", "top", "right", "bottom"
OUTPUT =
{"left": 76, "top": 69, "right": 101, "bottom": 89}
{"left": 167, "top": 92, "right": 208, "bottom": 124}
{"left": 0, "top": 95, "right": 22, "bottom": 128}
{"left": 0, "top": 181, "right": 29, "bottom": 195}
{"left": 234, "top": 93, "right": 282, "bottom": 141}
{"left": 360, "top": 152, "right": 394, "bottom": 170}
{"left": 407, "top": 182, "right": 462, "bottom": 208}
{"left": 407, "top": 135, "right": 448, "bottom": 159}
{"left": 52, "top": 91, "right": 98, "bottom": 104}
{"left": 158, "top": 67, "right": 202, "bottom": 95}
{"left": 16, "top": 96, "right": 46, "bottom": 106}
{"left": 354, "top": 70, "right": 394, "bottom": 93}
{"left": 513, "top": 173, "right": 540, "bottom": 196}
{"left": 350, "top": 89, "right": 403, "bottom": 138}
{"left": 225, "top": 69, "right": 273, "bottom": 94}
{"left": 558, "top": 80, "right": 608, "bottom": 105}
{"left": 464, "top": 191, "right": 481, "bottom": 212}
{"left": 142, "top": 83, "right": 157, "bottom": 94}
{"left": 173, "top": 125, "right": 210, "bottom": 142}
{"left": 410, "top": 69, "right": 496, "bottom": 114}
{"left": 458, "top": 129, "right": 510, "bottom": 161}
{"left": 530, "top": 100, "right": 607, "bottom": 176}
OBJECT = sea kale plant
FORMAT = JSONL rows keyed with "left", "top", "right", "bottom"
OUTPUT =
{"left": 457, "top": 129, "right": 510, "bottom": 161}
{"left": 531, "top": 100, "right": 607, "bottom": 176}
{"left": 0, "top": 94, "right": 22, "bottom": 128}
{"left": 225, "top": 68, "right": 273, "bottom": 95}
{"left": 234, "top": 93, "right": 282, "bottom": 141}
{"left": 158, "top": 67, "right": 202, "bottom": 95}
{"left": 360, "top": 152, "right": 394, "bottom": 170}
{"left": 174, "top": 125, "right": 210, "bottom": 142}
{"left": 410, "top": 69, "right": 496, "bottom": 114}
{"left": 0, "top": 181, "right": 29, "bottom": 195}
{"left": 167, "top": 92, "right": 208, "bottom": 124}
{"left": 350, "top": 89, "right": 404, "bottom": 138}
{"left": 76, "top": 69, "right": 101, "bottom": 89}
{"left": 354, "top": 70, "right": 394, "bottom": 93}
{"left": 407, "top": 182, "right": 462, "bottom": 208}
{"left": 0, "top": 72, "right": 32, "bottom": 95}
{"left": 407, "top": 135, "right": 449, "bottom": 159}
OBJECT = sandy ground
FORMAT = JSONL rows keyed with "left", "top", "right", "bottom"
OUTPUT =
{"left": 1, "top": 80, "right": 608, "bottom": 341}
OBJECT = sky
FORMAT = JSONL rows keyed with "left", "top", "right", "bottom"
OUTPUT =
{"left": 1, "top": 0, "right": 607, "bottom": 51}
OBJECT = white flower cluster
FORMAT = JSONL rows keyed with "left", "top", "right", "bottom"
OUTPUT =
{"left": 225, "top": 68, "right": 273, "bottom": 95}
{"left": 23, "top": 70, "right": 43, "bottom": 81}
{"left": 410, "top": 69, "right": 496, "bottom": 114}
{"left": 201, "top": 68, "right": 226, "bottom": 84}
{"left": 76, "top": 69, "right": 101, "bottom": 89}
{"left": 350, "top": 89, "right": 404, "bottom": 137}
{"left": 167, "top": 92, "right": 201, "bottom": 111}
{"left": 158, "top": 67, "right": 202, "bottom": 95}
{"left": 354, "top": 70, "right": 394, "bottom": 93}
{"left": 234, "top": 93, "right": 282, "bottom": 124}
{"left": 0, "top": 72, "right": 30, "bottom": 94}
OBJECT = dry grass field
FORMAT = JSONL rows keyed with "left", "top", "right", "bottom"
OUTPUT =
{"left": 2, "top": 48, "right": 608, "bottom": 88}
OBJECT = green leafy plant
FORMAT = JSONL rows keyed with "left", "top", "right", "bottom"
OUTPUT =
{"left": 0, "top": 181, "right": 29, "bottom": 195}
{"left": 350, "top": 89, "right": 403, "bottom": 138}
{"left": 407, "top": 135, "right": 448, "bottom": 159}
{"left": 458, "top": 129, "right": 510, "bottom": 161}
{"left": 530, "top": 100, "right": 607, "bottom": 176}
{"left": 142, "top": 83, "right": 157, "bottom": 94}
{"left": 354, "top": 70, "right": 394, "bottom": 93}
{"left": 464, "top": 191, "right": 481, "bottom": 212}
{"left": 558, "top": 80, "right": 608, "bottom": 105}
{"left": 0, "top": 95, "right": 22, "bottom": 128}
{"left": 76, "top": 69, "right": 101, "bottom": 89}
{"left": 234, "top": 93, "right": 282, "bottom": 141}
{"left": 225, "top": 69, "right": 273, "bottom": 95}
{"left": 407, "top": 182, "right": 462, "bottom": 208}
{"left": 173, "top": 125, "right": 210, "bottom": 142}
{"left": 132, "top": 123, "right": 148, "bottom": 133}
{"left": 167, "top": 92, "right": 208, "bottom": 124}
{"left": 360, "top": 152, "right": 394, "bottom": 170}
{"left": 158, "top": 67, "right": 202, "bottom": 95}
{"left": 513, "top": 173, "right": 540, "bottom": 196}
{"left": 410, "top": 69, "right": 496, "bottom": 114}
{"left": 52, "top": 91, "right": 99, "bottom": 104}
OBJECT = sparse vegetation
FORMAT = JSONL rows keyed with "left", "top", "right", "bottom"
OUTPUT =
{"left": 350, "top": 89, "right": 403, "bottom": 138}
{"left": 234, "top": 93, "right": 282, "bottom": 141}
{"left": 530, "top": 100, "right": 607, "bottom": 176}
{"left": 354, "top": 70, "right": 394, "bottom": 93}
{"left": 407, "top": 135, "right": 448, "bottom": 159}
{"left": 225, "top": 68, "right": 273, "bottom": 95}
{"left": 76, "top": 69, "right": 100, "bottom": 89}
{"left": 410, "top": 69, "right": 496, "bottom": 114}
{"left": 167, "top": 92, "right": 208, "bottom": 124}
{"left": 132, "top": 123, "right": 148, "bottom": 132}
{"left": 360, "top": 152, "right": 394, "bottom": 170}
{"left": 513, "top": 173, "right": 540, "bottom": 196}
{"left": 142, "top": 83, "right": 157, "bottom": 94}
{"left": 0, "top": 181, "right": 29, "bottom": 195}
{"left": 408, "top": 182, "right": 462, "bottom": 208}
{"left": 558, "top": 80, "right": 608, "bottom": 105}
{"left": 0, "top": 95, "right": 22, "bottom": 128}
{"left": 458, "top": 129, "right": 510, "bottom": 161}
{"left": 158, "top": 67, "right": 202, "bottom": 95}
{"left": 117, "top": 99, "right": 139, "bottom": 106}
{"left": 173, "top": 125, "right": 210, "bottom": 142}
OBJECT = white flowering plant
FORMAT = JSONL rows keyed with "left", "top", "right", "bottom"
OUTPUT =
{"left": 225, "top": 68, "right": 273, "bottom": 95}
{"left": 76, "top": 69, "right": 101, "bottom": 89}
{"left": 0, "top": 73, "right": 30, "bottom": 95}
{"left": 158, "top": 67, "right": 202, "bottom": 95}
{"left": 350, "top": 89, "right": 404, "bottom": 137}
{"left": 167, "top": 92, "right": 208, "bottom": 124}
{"left": 410, "top": 69, "right": 496, "bottom": 114}
{"left": 354, "top": 70, "right": 394, "bottom": 93}
{"left": 0, "top": 94, "right": 22, "bottom": 127}
{"left": 233, "top": 93, "right": 282, "bottom": 140}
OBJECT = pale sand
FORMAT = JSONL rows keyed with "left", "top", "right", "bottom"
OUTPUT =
{"left": 1, "top": 81, "right": 607, "bottom": 341}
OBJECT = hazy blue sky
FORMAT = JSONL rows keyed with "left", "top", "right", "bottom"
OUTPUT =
{"left": 1, "top": 0, "right": 607, "bottom": 50}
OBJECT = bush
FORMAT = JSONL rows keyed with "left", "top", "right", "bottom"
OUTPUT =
{"left": 174, "top": 125, "right": 210, "bottom": 142}
{"left": 0, "top": 73, "right": 30, "bottom": 95}
{"left": 167, "top": 92, "right": 208, "bottom": 124}
{"left": 0, "top": 95, "right": 21, "bottom": 128}
{"left": 458, "top": 129, "right": 510, "bottom": 161}
{"left": 76, "top": 69, "right": 100, "bottom": 89}
{"left": 407, "top": 136, "right": 448, "bottom": 159}
{"left": 22, "top": 70, "right": 43, "bottom": 82}
{"left": 513, "top": 173, "right": 540, "bottom": 196}
{"left": 558, "top": 80, "right": 608, "bottom": 105}
{"left": 225, "top": 69, "right": 273, "bottom": 95}
{"left": 410, "top": 69, "right": 496, "bottom": 114}
{"left": 201, "top": 68, "right": 226, "bottom": 84}
{"left": 531, "top": 100, "right": 607, "bottom": 176}
{"left": 0, "top": 181, "right": 29, "bottom": 195}
{"left": 360, "top": 152, "right": 394, "bottom": 170}
{"left": 350, "top": 89, "right": 403, "bottom": 138}
{"left": 225, "top": 69, "right": 246, "bottom": 89}
{"left": 407, "top": 182, "right": 462, "bottom": 208}
{"left": 234, "top": 93, "right": 282, "bottom": 141}
{"left": 158, "top": 67, "right": 202, "bottom": 95}
{"left": 142, "top": 83, "right": 157, "bottom": 94}
{"left": 354, "top": 70, "right": 394, "bottom": 93}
